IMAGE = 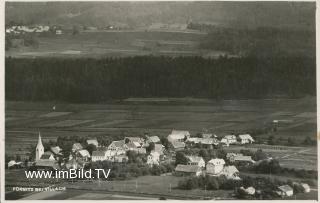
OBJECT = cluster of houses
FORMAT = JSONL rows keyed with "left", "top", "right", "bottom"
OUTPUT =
{"left": 6, "top": 25, "right": 62, "bottom": 35}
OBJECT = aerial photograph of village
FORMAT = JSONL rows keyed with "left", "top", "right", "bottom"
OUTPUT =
{"left": 4, "top": 1, "right": 317, "bottom": 200}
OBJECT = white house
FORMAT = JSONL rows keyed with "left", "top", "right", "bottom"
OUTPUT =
{"left": 108, "top": 140, "right": 128, "bottom": 151}
{"left": 220, "top": 165, "right": 240, "bottom": 180}
{"left": 238, "top": 134, "right": 254, "bottom": 144}
{"left": 240, "top": 186, "right": 256, "bottom": 195}
{"left": 220, "top": 135, "right": 237, "bottom": 145}
{"left": 277, "top": 185, "right": 293, "bottom": 197}
{"left": 206, "top": 158, "right": 225, "bottom": 175}
{"left": 77, "top": 149, "right": 91, "bottom": 161}
{"left": 146, "top": 135, "right": 160, "bottom": 144}
{"left": 186, "top": 156, "right": 205, "bottom": 168}
{"left": 87, "top": 139, "right": 99, "bottom": 147}
{"left": 152, "top": 144, "right": 165, "bottom": 155}
{"left": 167, "top": 130, "right": 190, "bottom": 142}
{"left": 147, "top": 151, "right": 160, "bottom": 166}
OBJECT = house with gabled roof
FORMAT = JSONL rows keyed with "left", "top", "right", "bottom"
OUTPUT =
{"left": 171, "top": 141, "right": 185, "bottom": 151}
{"left": 72, "top": 143, "right": 83, "bottom": 152}
{"left": 146, "top": 135, "right": 161, "bottom": 144}
{"left": 238, "top": 134, "right": 254, "bottom": 144}
{"left": 168, "top": 130, "right": 190, "bottom": 142}
{"left": 186, "top": 156, "right": 205, "bottom": 168}
{"left": 108, "top": 140, "right": 128, "bottom": 151}
{"left": 92, "top": 150, "right": 108, "bottom": 162}
{"left": 152, "top": 144, "right": 165, "bottom": 155}
{"left": 77, "top": 149, "right": 90, "bottom": 162}
{"left": 206, "top": 158, "right": 225, "bottom": 175}
{"left": 220, "top": 165, "right": 240, "bottom": 180}
{"left": 175, "top": 164, "right": 202, "bottom": 176}
{"left": 50, "top": 146, "right": 62, "bottom": 155}
{"left": 277, "top": 185, "right": 293, "bottom": 197}
{"left": 220, "top": 135, "right": 237, "bottom": 145}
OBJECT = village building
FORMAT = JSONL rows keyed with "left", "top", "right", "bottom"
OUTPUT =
{"left": 202, "top": 133, "right": 213, "bottom": 139}
{"left": 238, "top": 134, "right": 254, "bottom": 144}
{"left": 40, "top": 151, "right": 55, "bottom": 161}
{"left": 226, "top": 153, "right": 243, "bottom": 161}
{"left": 50, "top": 146, "right": 62, "bottom": 155}
{"left": 36, "top": 132, "right": 44, "bottom": 161}
{"left": 112, "top": 154, "right": 128, "bottom": 163}
{"left": 206, "top": 158, "right": 225, "bottom": 175}
{"left": 220, "top": 135, "right": 237, "bottom": 145}
{"left": 146, "top": 135, "right": 160, "bottom": 144}
{"left": 72, "top": 143, "right": 83, "bottom": 152}
{"left": 86, "top": 139, "right": 99, "bottom": 147}
{"left": 277, "top": 185, "right": 294, "bottom": 197}
{"left": 171, "top": 141, "right": 185, "bottom": 151}
{"left": 108, "top": 140, "right": 128, "bottom": 152}
{"left": 293, "top": 182, "right": 310, "bottom": 193}
{"left": 147, "top": 151, "right": 160, "bottom": 166}
{"left": 239, "top": 186, "right": 256, "bottom": 195}
{"left": 76, "top": 149, "right": 91, "bottom": 162}
{"left": 220, "top": 165, "right": 240, "bottom": 180}
{"left": 186, "top": 156, "right": 205, "bottom": 168}
{"left": 91, "top": 150, "right": 107, "bottom": 162}
{"left": 233, "top": 155, "right": 255, "bottom": 164}
{"left": 8, "top": 160, "right": 23, "bottom": 169}
{"left": 167, "top": 130, "right": 190, "bottom": 143}
{"left": 124, "top": 137, "right": 145, "bottom": 146}
{"left": 175, "top": 164, "right": 202, "bottom": 176}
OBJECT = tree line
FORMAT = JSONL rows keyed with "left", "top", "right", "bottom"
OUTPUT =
{"left": 6, "top": 56, "right": 315, "bottom": 102}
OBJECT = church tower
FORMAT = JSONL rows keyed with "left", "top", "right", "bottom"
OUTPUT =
{"left": 36, "top": 132, "right": 44, "bottom": 161}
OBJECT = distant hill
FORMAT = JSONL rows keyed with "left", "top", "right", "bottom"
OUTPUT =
{"left": 5, "top": 2, "right": 315, "bottom": 30}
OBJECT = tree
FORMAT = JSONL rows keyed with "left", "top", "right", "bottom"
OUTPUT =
{"left": 146, "top": 142, "right": 155, "bottom": 153}
{"left": 253, "top": 149, "right": 268, "bottom": 161}
{"left": 175, "top": 152, "right": 188, "bottom": 165}
{"left": 85, "top": 144, "right": 97, "bottom": 155}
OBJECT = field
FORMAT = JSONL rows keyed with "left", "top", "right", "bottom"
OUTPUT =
{"left": 5, "top": 30, "right": 224, "bottom": 58}
{"left": 5, "top": 97, "right": 317, "bottom": 169}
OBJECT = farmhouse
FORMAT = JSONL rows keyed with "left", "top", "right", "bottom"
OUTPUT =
{"left": 175, "top": 164, "right": 202, "bottom": 176}
{"left": 87, "top": 139, "right": 99, "bottom": 147}
{"left": 220, "top": 135, "right": 237, "bottom": 145}
{"left": 238, "top": 134, "right": 254, "bottom": 144}
{"left": 186, "top": 156, "right": 205, "bottom": 168}
{"left": 277, "top": 185, "right": 293, "bottom": 197}
{"left": 72, "top": 143, "right": 83, "bottom": 152}
{"left": 8, "top": 160, "right": 23, "bottom": 169}
{"left": 125, "top": 142, "right": 147, "bottom": 154}
{"left": 50, "top": 146, "right": 62, "bottom": 155}
{"left": 147, "top": 151, "right": 160, "bottom": 166}
{"left": 226, "top": 153, "right": 243, "bottom": 161}
{"left": 124, "top": 137, "right": 145, "bottom": 146}
{"left": 220, "top": 165, "right": 240, "bottom": 180}
{"left": 168, "top": 130, "right": 190, "bottom": 142}
{"left": 77, "top": 149, "right": 90, "bottom": 161}
{"left": 206, "top": 158, "right": 225, "bottom": 175}
{"left": 293, "top": 182, "right": 310, "bottom": 193}
{"left": 171, "top": 141, "right": 185, "bottom": 151}
{"left": 92, "top": 151, "right": 107, "bottom": 162}
{"left": 108, "top": 140, "right": 128, "bottom": 151}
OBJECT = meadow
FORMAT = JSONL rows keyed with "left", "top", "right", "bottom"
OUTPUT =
{"left": 6, "top": 30, "right": 214, "bottom": 58}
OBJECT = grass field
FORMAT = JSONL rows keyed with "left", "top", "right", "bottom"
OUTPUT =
{"left": 6, "top": 30, "right": 220, "bottom": 58}
{"left": 5, "top": 97, "right": 317, "bottom": 170}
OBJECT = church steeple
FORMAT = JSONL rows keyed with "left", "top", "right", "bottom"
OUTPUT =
{"left": 36, "top": 131, "right": 44, "bottom": 161}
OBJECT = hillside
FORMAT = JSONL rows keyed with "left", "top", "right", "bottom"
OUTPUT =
{"left": 6, "top": 2, "right": 315, "bottom": 30}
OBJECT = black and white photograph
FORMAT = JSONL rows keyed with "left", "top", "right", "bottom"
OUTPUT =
{"left": 3, "top": 1, "right": 318, "bottom": 200}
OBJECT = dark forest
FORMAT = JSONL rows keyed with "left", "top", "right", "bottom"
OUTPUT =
{"left": 5, "top": 56, "right": 316, "bottom": 103}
